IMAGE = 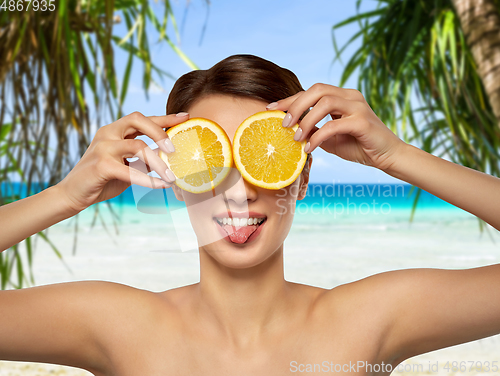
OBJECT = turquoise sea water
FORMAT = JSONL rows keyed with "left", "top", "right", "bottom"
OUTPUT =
{"left": 3, "top": 182, "right": 464, "bottom": 233}
{"left": 1, "top": 181, "right": 474, "bottom": 246}
{"left": 1, "top": 182, "right": 458, "bottom": 209}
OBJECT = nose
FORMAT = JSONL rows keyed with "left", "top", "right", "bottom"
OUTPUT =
{"left": 219, "top": 168, "right": 257, "bottom": 208}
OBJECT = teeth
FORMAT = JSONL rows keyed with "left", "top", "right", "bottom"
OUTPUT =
{"left": 215, "top": 217, "right": 265, "bottom": 226}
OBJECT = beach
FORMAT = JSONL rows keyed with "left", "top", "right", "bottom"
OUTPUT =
{"left": 1, "top": 184, "right": 500, "bottom": 375}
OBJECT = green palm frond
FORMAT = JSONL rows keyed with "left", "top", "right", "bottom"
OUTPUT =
{"left": 332, "top": 0, "right": 500, "bottom": 223}
{"left": 0, "top": 0, "right": 202, "bottom": 289}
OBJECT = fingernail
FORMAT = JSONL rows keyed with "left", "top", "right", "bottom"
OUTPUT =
{"left": 294, "top": 127, "right": 302, "bottom": 142}
{"left": 165, "top": 169, "right": 176, "bottom": 182}
{"left": 304, "top": 142, "right": 311, "bottom": 153}
{"left": 176, "top": 112, "right": 189, "bottom": 117}
{"left": 266, "top": 102, "right": 278, "bottom": 110}
{"left": 164, "top": 138, "right": 175, "bottom": 153}
{"left": 282, "top": 113, "right": 292, "bottom": 128}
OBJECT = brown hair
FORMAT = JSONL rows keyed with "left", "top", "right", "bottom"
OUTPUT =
{"left": 166, "top": 54, "right": 304, "bottom": 114}
{"left": 166, "top": 54, "right": 311, "bottom": 172}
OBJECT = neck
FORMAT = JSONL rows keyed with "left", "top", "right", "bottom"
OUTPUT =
{"left": 195, "top": 243, "right": 293, "bottom": 349}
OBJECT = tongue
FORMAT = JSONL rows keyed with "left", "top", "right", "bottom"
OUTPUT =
{"left": 222, "top": 224, "right": 259, "bottom": 244}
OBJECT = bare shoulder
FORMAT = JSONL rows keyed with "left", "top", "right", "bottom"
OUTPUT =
{"left": 40, "top": 280, "right": 180, "bottom": 338}
{"left": 311, "top": 266, "right": 500, "bottom": 364}
{"left": 287, "top": 270, "right": 427, "bottom": 322}
{"left": 0, "top": 279, "right": 170, "bottom": 375}
{"left": 88, "top": 280, "right": 183, "bottom": 338}
{"left": 310, "top": 270, "right": 420, "bottom": 361}
{"left": 314, "top": 269, "right": 419, "bottom": 313}
{"left": 78, "top": 281, "right": 185, "bottom": 373}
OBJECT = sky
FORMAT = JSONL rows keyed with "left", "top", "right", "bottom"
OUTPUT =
{"left": 118, "top": 0, "right": 404, "bottom": 184}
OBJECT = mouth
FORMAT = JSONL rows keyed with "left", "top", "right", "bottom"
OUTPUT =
{"left": 213, "top": 213, "right": 267, "bottom": 244}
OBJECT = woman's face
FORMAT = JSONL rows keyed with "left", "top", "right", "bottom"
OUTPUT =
{"left": 172, "top": 94, "right": 310, "bottom": 269}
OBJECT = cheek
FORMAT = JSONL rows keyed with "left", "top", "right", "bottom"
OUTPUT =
{"left": 275, "top": 179, "right": 300, "bottom": 215}
{"left": 272, "top": 195, "right": 295, "bottom": 218}
{"left": 270, "top": 181, "right": 302, "bottom": 217}
{"left": 183, "top": 192, "right": 221, "bottom": 231}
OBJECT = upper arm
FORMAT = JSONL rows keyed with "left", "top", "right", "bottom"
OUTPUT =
{"left": 0, "top": 280, "right": 139, "bottom": 374}
{"left": 380, "top": 265, "right": 500, "bottom": 363}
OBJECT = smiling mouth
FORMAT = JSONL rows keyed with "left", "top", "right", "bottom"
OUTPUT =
{"left": 213, "top": 216, "right": 267, "bottom": 244}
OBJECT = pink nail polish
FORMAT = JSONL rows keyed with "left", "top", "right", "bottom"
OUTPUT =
{"left": 282, "top": 113, "right": 292, "bottom": 128}
{"left": 164, "top": 138, "right": 175, "bottom": 153}
{"left": 165, "top": 169, "right": 176, "bottom": 182}
{"left": 266, "top": 102, "right": 278, "bottom": 110}
{"left": 304, "top": 142, "right": 311, "bottom": 153}
{"left": 176, "top": 112, "right": 189, "bottom": 117}
{"left": 293, "top": 128, "right": 302, "bottom": 141}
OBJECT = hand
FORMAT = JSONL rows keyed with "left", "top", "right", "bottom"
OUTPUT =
{"left": 57, "top": 112, "right": 188, "bottom": 213}
{"left": 268, "top": 83, "right": 406, "bottom": 171}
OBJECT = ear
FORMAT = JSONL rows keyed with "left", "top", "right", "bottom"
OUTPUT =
{"left": 297, "top": 154, "right": 312, "bottom": 201}
{"left": 171, "top": 183, "right": 185, "bottom": 202}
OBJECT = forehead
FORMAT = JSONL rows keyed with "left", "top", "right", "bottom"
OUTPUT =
{"left": 187, "top": 95, "right": 268, "bottom": 141}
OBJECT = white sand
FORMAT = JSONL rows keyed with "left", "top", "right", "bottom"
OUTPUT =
{"left": 0, "top": 361, "right": 91, "bottom": 375}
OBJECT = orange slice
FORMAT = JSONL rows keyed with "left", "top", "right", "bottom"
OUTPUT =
{"left": 159, "top": 118, "right": 233, "bottom": 193}
{"left": 233, "top": 110, "right": 307, "bottom": 189}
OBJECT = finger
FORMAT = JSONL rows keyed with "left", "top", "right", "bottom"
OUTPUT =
{"left": 128, "top": 148, "right": 160, "bottom": 162}
{"left": 148, "top": 112, "right": 189, "bottom": 128}
{"left": 126, "top": 159, "right": 174, "bottom": 188}
{"left": 110, "top": 139, "right": 176, "bottom": 184}
{"left": 129, "top": 139, "right": 176, "bottom": 183}
{"left": 306, "top": 117, "right": 366, "bottom": 153}
{"left": 304, "top": 84, "right": 366, "bottom": 102}
{"left": 265, "top": 91, "right": 304, "bottom": 111}
{"left": 124, "top": 113, "right": 190, "bottom": 139}
{"left": 266, "top": 92, "right": 314, "bottom": 127}
{"left": 115, "top": 112, "right": 189, "bottom": 154}
{"left": 293, "top": 95, "right": 362, "bottom": 142}
{"left": 265, "top": 84, "right": 365, "bottom": 113}
{"left": 275, "top": 84, "right": 366, "bottom": 129}
{"left": 110, "top": 160, "right": 172, "bottom": 189}
{"left": 279, "top": 85, "right": 341, "bottom": 129}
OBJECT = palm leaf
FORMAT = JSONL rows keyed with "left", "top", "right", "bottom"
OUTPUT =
{"left": 332, "top": 0, "right": 500, "bottom": 227}
{"left": 0, "top": 0, "right": 204, "bottom": 289}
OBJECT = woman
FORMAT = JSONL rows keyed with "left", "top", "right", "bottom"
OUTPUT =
{"left": 1, "top": 54, "right": 499, "bottom": 375}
